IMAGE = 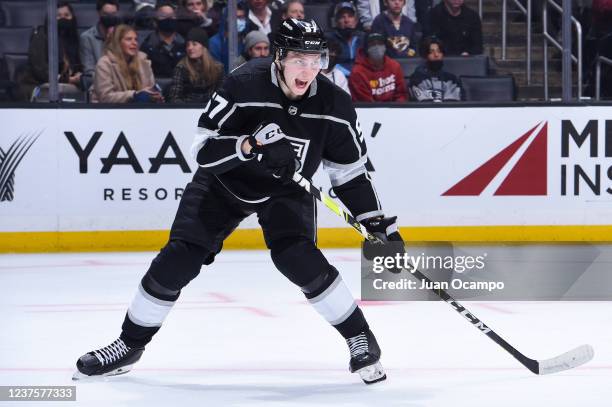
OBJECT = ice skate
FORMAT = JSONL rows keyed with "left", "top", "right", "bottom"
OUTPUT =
{"left": 72, "top": 338, "right": 144, "bottom": 380}
{"left": 346, "top": 328, "right": 387, "bottom": 384}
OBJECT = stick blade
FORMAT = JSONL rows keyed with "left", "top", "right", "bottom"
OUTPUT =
{"left": 537, "top": 344, "right": 594, "bottom": 375}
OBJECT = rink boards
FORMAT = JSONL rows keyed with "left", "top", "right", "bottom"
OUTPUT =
{"left": 1, "top": 105, "right": 611, "bottom": 252}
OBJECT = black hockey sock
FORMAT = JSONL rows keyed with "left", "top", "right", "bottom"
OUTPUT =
{"left": 119, "top": 240, "right": 213, "bottom": 347}
{"left": 120, "top": 313, "right": 160, "bottom": 348}
{"left": 120, "top": 274, "right": 180, "bottom": 347}
{"left": 332, "top": 307, "right": 369, "bottom": 339}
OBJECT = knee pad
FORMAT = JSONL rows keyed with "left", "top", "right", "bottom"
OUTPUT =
{"left": 269, "top": 237, "right": 331, "bottom": 288}
{"left": 300, "top": 265, "right": 340, "bottom": 299}
{"left": 145, "top": 239, "right": 213, "bottom": 295}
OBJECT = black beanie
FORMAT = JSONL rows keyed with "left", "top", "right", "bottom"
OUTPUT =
{"left": 186, "top": 27, "right": 209, "bottom": 48}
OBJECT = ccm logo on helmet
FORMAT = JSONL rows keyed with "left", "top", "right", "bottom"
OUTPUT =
{"left": 304, "top": 40, "right": 320, "bottom": 45}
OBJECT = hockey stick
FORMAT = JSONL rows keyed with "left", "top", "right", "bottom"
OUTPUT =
{"left": 292, "top": 172, "right": 594, "bottom": 375}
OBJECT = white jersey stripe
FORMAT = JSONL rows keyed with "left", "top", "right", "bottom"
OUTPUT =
{"left": 299, "top": 113, "right": 362, "bottom": 156}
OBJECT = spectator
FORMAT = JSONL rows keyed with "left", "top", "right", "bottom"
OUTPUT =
{"left": 585, "top": 1, "right": 612, "bottom": 93}
{"left": 80, "top": 0, "right": 121, "bottom": 78}
{"left": 592, "top": 0, "right": 612, "bottom": 36}
{"left": 281, "top": 0, "right": 305, "bottom": 20}
{"left": 356, "top": 0, "right": 416, "bottom": 31}
{"left": 18, "top": 1, "right": 82, "bottom": 101}
{"left": 168, "top": 27, "right": 223, "bottom": 103}
{"left": 177, "top": 0, "right": 218, "bottom": 39}
{"left": 326, "top": 2, "right": 366, "bottom": 77}
{"left": 415, "top": 0, "right": 441, "bottom": 34}
{"left": 349, "top": 32, "right": 407, "bottom": 102}
{"left": 372, "top": 0, "right": 418, "bottom": 58}
{"left": 269, "top": 0, "right": 301, "bottom": 33}
{"left": 209, "top": 2, "right": 256, "bottom": 72}
{"left": 248, "top": 0, "right": 273, "bottom": 34}
{"left": 93, "top": 24, "right": 162, "bottom": 103}
{"left": 409, "top": 36, "right": 461, "bottom": 102}
{"left": 132, "top": 0, "right": 157, "bottom": 29}
{"left": 428, "top": 0, "right": 483, "bottom": 56}
{"left": 235, "top": 30, "right": 270, "bottom": 66}
{"left": 321, "top": 37, "right": 351, "bottom": 95}
{"left": 141, "top": 2, "right": 187, "bottom": 78}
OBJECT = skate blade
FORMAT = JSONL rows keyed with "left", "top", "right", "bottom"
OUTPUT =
{"left": 72, "top": 364, "right": 134, "bottom": 381}
{"left": 355, "top": 361, "right": 387, "bottom": 385}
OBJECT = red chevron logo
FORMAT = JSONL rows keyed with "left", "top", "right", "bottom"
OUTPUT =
{"left": 443, "top": 122, "right": 548, "bottom": 196}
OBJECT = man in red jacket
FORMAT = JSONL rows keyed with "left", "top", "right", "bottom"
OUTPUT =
{"left": 349, "top": 32, "right": 407, "bottom": 103}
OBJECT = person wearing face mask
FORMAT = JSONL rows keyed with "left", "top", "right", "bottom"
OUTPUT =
{"left": 408, "top": 36, "right": 461, "bottom": 102}
{"left": 140, "top": 2, "right": 187, "bottom": 78}
{"left": 208, "top": 1, "right": 257, "bottom": 72}
{"left": 80, "top": 0, "right": 121, "bottom": 79}
{"left": 321, "top": 38, "right": 351, "bottom": 95}
{"left": 17, "top": 1, "right": 83, "bottom": 101}
{"left": 349, "top": 32, "right": 407, "bottom": 102}
{"left": 325, "top": 2, "right": 366, "bottom": 77}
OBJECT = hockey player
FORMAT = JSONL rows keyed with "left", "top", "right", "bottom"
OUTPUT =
{"left": 74, "top": 18, "right": 403, "bottom": 385}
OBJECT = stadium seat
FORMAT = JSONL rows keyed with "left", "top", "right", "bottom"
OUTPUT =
{"left": 4, "top": 53, "right": 28, "bottom": 82}
{"left": 443, "top": 55, "right": 489, "bottom": 78}
{"left": 304, "top": 4, "right": 331, "bottom": 32}
{"left": 396, "top": 57, "right": 424, "bottom": 80}
{"left": 0, "top": 1, "right": 47, "bottom": 27}
{"left": 0, "top": 27, "right": 33, "bottom": 57}
{"left": 459, "top": 75, "right": 516, "bottom": 102}
{"left": 31, "top": 83, "right": 87, "bottom": 103}
{"left": 71, "top": 3, "right": 99, "bottom": 28}
{"left": 155, "top": 76, "right": 173, "bottom": 99}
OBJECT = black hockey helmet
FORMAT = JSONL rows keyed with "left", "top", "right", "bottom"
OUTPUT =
{"left": 273, "top": 18, "right": 329, "bottom": 69}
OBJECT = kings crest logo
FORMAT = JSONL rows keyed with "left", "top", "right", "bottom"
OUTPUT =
{"left": 285, "top": 135, "right": 309, "bottom": 172}
{"left": 0, "top": 132, "right": 41, "bottom": 202}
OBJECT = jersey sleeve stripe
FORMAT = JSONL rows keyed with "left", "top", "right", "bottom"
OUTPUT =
{"left": 217, "top": 102, "right": 284, "bottom": 129}
{"left": 299, "top": 113, "right": 363, "bottom": 157}
{"left": 322, "top": 155, "right": 367, "bottom": 170}
{"left": 323, "top": 157, "right": 368, "bottom": 187}
{"left": 199, "top": 153, "right": 238, "bottom": 168}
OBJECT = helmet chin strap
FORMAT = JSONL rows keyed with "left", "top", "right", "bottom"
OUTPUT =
{"left": 274, "top": 58, "right": 301, "bottom": 101}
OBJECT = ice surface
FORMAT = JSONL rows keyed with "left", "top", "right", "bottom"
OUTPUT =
{"left": 0, "top": 249, "right": 609, "bottom": 407}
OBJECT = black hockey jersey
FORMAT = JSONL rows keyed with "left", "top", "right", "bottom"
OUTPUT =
{"left": 194, "top": 57, "right": 383, "bottom": 222}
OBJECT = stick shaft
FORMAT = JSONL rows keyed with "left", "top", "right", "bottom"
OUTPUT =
{"left": 292, "top": 173, "right": 539, "bottom": 374}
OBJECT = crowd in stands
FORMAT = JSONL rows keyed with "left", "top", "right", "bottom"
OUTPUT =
{"left": 0, "top": 0, "right": 608, "bottom": 103}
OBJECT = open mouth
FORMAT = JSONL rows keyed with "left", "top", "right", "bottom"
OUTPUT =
{"left": 295, "top": 78, "right": 308, "bottom": 90}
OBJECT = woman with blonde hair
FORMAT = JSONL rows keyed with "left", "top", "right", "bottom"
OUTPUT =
{"left": 167, "top": 27, "right": 223, "bottom": 103}
{"left": 93, "top": 24, "right": 163, "bottom": 103}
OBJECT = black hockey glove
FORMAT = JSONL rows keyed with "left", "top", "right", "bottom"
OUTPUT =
{"left": 362, "top": 216, "right": 406, "bottom": 273}
{"left": 248, "top": 136, "right": 297, "bottom": 183}
{"left": 362, "top": 216, "right": 403, "bottom": 242}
